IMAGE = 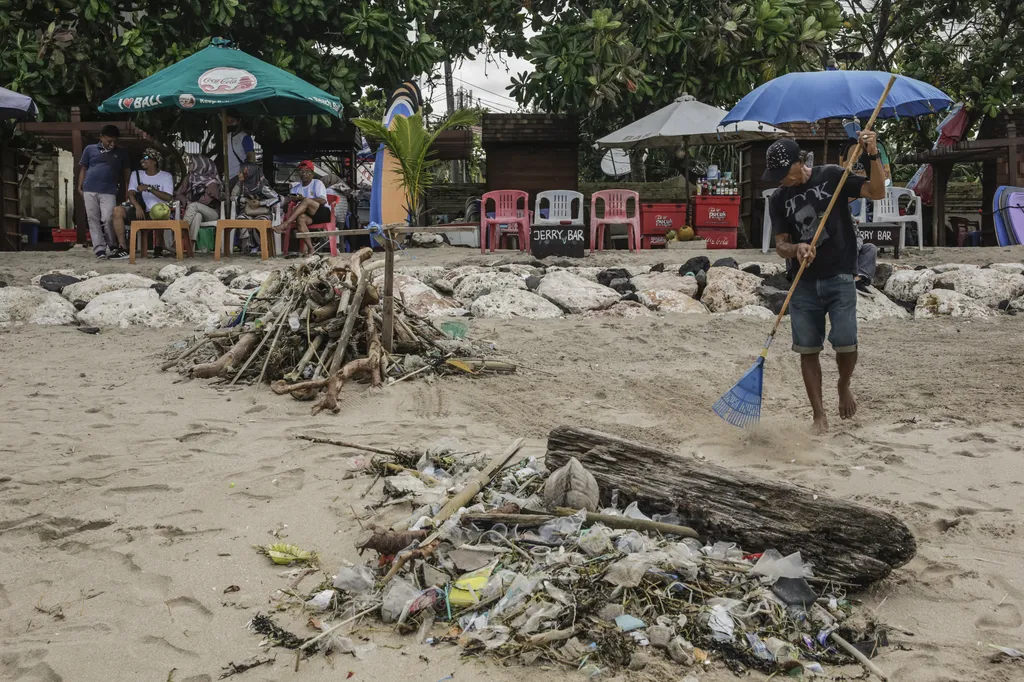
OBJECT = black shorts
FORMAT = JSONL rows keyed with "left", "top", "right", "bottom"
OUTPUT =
{"left": 120, "top": 203, "right": 149, "bottom": 223}
{"left": 308, "top": 204, "right": 331, "bottom": 225}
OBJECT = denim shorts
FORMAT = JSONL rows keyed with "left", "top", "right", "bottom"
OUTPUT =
{"left": 790, "top": 274, "right": 858, "bottom": 354}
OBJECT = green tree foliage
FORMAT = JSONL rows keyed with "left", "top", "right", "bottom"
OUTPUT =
{"left": 0, "top": 0, "right": 499, "bottom": 142}
{"left": 838, "top": 0, "right": 1022, "bottom": 128}
{"left": 508, "top": 0, "right": 843, "bottom": 174}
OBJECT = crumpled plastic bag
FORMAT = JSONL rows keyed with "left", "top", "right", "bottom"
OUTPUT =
{"left": 578, "top": 523, "right": 614, "bottom": 556}
{"left": 623, "top": 501, "right": 651, "bottom": 521}
{"left": 333, "top": 564, "right": 375, "bottom": 593}
{"left": 537, "top": 508, "right": 586, "bottom": 544}
{"left": 491, "top": 572, "right": 543, "bottom": 622}
{"left": 615, "top": 529, "right": 653, "bottom": 554}
{"left": 703, "top": 541, "right": 743, "bottom": 561}
{"left": 707, "top": 603, "right": 735, "bottom": 642}
{"left": 542, "top": 457, "right": 599, "bottom": 512}
{"left": 305, "top": 589, "right": 335, "bottom": 611}
{"left": 604, "top": 554, "right": 654, "bottom": 587}
{"left": 751, "top": 549, "right": 812, "bottom": 581}
{"left": 380, "top": 578, "right": 419, "bottom": 623}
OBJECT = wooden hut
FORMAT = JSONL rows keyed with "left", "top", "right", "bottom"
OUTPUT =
{"left": 482, "top": 114, "right": 578, "bottom": 204}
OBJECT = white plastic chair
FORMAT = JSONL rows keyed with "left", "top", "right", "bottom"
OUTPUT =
{"left": 761, "top": 188, "right": 776, "bottom": 253}
{"left": 535, "top": 190, "right": 584, "bottom": 226}
{"left": 866, "top": 187, "right": 924, "bottom": 251}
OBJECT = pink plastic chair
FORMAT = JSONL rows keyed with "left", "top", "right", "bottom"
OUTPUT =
{"left": 590, "top": 190, "right": 641, "bottom": 252}
{"left": 283, "top": 194, "right": 341, "bottom": 256}
{"left": 480, "top": 190, "right": 531, "bottom": 253}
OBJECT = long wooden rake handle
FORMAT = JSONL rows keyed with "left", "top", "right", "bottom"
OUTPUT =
{"left": 761, "top": 74, "right": 897, "bottom": 355}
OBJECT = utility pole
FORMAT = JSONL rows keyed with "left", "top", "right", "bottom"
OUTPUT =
{"left": 444, "top": 59, "right": 458, "bottom": 183}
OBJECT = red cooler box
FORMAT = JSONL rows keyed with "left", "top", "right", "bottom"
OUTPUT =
{"left": 694, "top": 195, "right": 739, "bottom": 249}
{"left": 640, "top": 202, "right": 687, "bottom": 249}
{"left": 694, "top": 195, "right": 740, "bottom": 228}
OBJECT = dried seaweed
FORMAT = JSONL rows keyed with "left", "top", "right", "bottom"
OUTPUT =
{"left": 219, "top": 655, "right": 275, "bottom": 678}
{"left": 248, "top": 613, "right": 309, "bottom": 650}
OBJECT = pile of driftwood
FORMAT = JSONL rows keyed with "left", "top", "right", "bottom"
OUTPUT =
{"left": 161, "top": 250, "right": 505, "bottom": 414}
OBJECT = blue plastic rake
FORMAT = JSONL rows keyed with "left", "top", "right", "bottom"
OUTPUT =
{"left": 714, "top": 75, "right": 895, "bottom": 429}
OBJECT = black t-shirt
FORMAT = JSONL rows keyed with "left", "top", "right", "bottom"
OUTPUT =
{"left": 770, "top": 165, "right": 866, "bottom": 280}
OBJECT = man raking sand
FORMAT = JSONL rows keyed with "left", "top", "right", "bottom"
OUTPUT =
{"left": 765, "top": 131, "right": 886, "bottom": 433}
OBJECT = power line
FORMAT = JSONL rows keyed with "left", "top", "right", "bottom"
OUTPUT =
{"left": 452, "top": 75, "right": 518, "bottom": 104}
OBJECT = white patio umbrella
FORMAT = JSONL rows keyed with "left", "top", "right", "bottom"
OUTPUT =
{"left": 597, "top": 94, "right": 789, "bottom": 149}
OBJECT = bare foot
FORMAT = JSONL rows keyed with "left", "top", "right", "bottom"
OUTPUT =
{"left": 812, "top": 413, "right": 829, "bottom": 435}
{"left": 838, "top": 382, "right": 857, "bottom": 420}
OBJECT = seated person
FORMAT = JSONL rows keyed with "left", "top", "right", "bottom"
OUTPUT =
{"left": 277, "top": 160, "right": 329, "bottom": 256}
{"left": 229, "top": 162, "right": 280, "bottom": 254}
{"left": 110, "top": 148, "right": 175, "bottom": 259}
{"left": 855, "top": 232, "right": 877, "bottom": 292}
{"left": 176, "top": 153, "right": 223, "bottom": 248}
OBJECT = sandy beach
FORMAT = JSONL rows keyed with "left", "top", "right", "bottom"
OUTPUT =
{"left": 2, "top": 244, "right": 1023, "bottom": 682}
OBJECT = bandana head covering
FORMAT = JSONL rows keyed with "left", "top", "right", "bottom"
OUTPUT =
{"left": 142, "top": 147, "right": 162, "bottom": 165}
{"left": 186, "top": 153, "right": 222, "bottom": 199}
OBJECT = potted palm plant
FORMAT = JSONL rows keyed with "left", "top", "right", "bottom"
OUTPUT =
{"left": 353, "top": 109, "right": 478, "bottom": 226}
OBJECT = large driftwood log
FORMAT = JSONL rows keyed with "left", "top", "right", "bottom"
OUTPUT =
{"left": 545, "top": 426, "right": 916, "bottom": 586}
{"left": 190, "top": 332, "right": 258, "bottom": 379}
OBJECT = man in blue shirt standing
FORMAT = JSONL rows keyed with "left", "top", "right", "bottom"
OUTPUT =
{"left": 78, "top": 125, "right": 130, "bottom": 258}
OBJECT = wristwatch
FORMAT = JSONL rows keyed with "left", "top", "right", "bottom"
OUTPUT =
{"left": 866, "top": 153, "right": 880, "bottom": 161}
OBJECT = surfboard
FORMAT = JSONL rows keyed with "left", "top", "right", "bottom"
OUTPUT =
{"left": 368, "top": 81, "right": 422, "bottom": 244}
{"left": 1007, "top": 191, "right": 1024, "bottom": 246}
{"left": 993, "top": 186, "right": 1011, "bottom": 247}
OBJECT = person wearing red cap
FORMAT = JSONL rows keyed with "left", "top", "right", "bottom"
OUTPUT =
{"left": 279, "top": 160, "right": 329, "bottom": 255}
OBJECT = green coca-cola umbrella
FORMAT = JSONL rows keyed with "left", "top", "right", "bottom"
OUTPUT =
{"left": 99, "top": 39, "right": 342, "bottom": 185}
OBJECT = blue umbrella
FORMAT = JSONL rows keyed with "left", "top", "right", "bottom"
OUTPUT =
{"left": 0, "top": 86, "right": 38, "bottom": 121}
{"left": 720, "top": 71, "right": 951, "bottom": 125}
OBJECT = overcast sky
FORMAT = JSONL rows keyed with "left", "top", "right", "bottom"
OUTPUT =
{"left": 422, "top": 50, "right": 533, "bottom": 115}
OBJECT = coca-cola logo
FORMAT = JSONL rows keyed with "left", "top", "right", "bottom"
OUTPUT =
{"left": 198, "top": 68, "right": 258, "bottom": 94}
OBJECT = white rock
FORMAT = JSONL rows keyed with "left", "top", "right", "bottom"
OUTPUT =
{"left": 31, "top": 269, "right": 79, "bottom": 286}
{"left": 83, "top": 271, "right": 99, "bottom": 279}
{"left": 915, "top": 290, "right": 993, "bottom": 320}
{"left": 1010, "top": 295, "right": 1024, "bottom": 313}
{"left": 411, "top": 231, "right": 444, "bottom": 246}
{"left": 158, "top": 264, "right": 189, "bottom": 282}
{"left": 453, "top": 271, "right": 528, "bottom": 304}
{"left": 162, "top": 272, "right": 241, "bottom": 310}
{"left": 739, "top": 261, "right": 785, "bottom": 276}
{"left": 856, "top": 286, "right": 911, "bottom": 320}
{"left": 700, "top": 267, "right": 762, "bottom": 312}
{"left": 62, "top": 273, "right": 157, "bottom": 303}
{"left": 495, "top": 263, "right": 543, "bottom": 278}
{"left": 929, "top": 263, "right": 979, "bottom": 274}
{"left": 547, "top": 266, "right": 604, "bottom": 282}
{"left": 582, "top": 301, "right": 654, "bottom": 318}
{"left": 637, "top": 289, "right": 708, "bottom": 314}
{"left": 621, "top": 265, "right": 652, "bottom": 277}
{"left": 470, "top": 289, "right": 563, "bottom": 319}
{"left": 170, "top": 301, "right": 224, "bottom": 328}
{"left": 989, "top": 263, "right": 1024, "bottom": 275}
{"left": 0, "top": 287, "right": 77, "bottom": 326}
{"left": 725, "top": 305, "right": 775, "bottom": 320}
{"left": 400, "top": 266, "right": 449, "bottom": 287}
{"left": 939, "top": 268, "right": 1024, "bottom": 307}
{"left": 434, "top": 265, "right": 485, "bottom": 294}
{"left": 228, "top": 270, "right": 271, "bottom": 290}
{"left": 395, "top": 275, "right": 468, "bottom": 318}
{"left": 883, "top": 269, "right": 936, "bottom": 303}
{"left": 536, "top": 270, "right": 619, "bottom": 313}
{"left": 213, "top": 265, "right": 247, "bottom": 281}
{"left": 77, "top": 288, "right": 175, "bottom": 328}
{"left": 630, "top": 273, "right": 698, "bottom": 298}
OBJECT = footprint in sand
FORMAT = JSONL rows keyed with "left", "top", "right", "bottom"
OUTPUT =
{"left": 139, "top": 634, "right": 200, "bottom": 658}
{"left": 976, "top": 602, "right": 1023, "bottom": 629}
{"left": 165, "top": 596, "right": 214, "bottom": 622}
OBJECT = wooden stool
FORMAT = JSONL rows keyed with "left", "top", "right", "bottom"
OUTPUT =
{"left": 215, "top": 220, "right": 274, "bottom": 261}
{"left": 129, "top": 220, "right": 193, "bottom": 264}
